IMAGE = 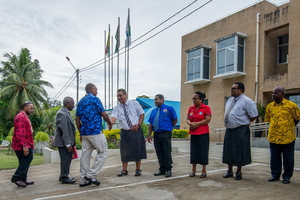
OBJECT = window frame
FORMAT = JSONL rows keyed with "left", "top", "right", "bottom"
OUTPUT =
{"left": 278, "top": 34, "right": 289, "bottom": 65}
{"left": 213, "top": 32, "right": 247, "bottom": 79}
{"left": 185, "top": 45, "right": 211, "bottom": 84}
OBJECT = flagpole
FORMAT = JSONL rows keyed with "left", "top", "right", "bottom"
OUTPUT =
{"left": 108, "top": 24, "right": 111, "bottom": 109}
{"left": 104, "top": 30, "right": 107, "bottom": 109}
{"left": 117, "top": 17, "right": 120, "bottom": 90}
{"left": 126, "top": 8, "right": 130, "bottom": 98}
{"left": 111, "top": 35, "right": 114, "bottom": 108}
{"left": 124, "top": 39, "right": 127, "bottom": 91}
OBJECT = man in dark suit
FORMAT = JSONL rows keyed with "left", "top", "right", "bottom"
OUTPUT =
{"left": 54, "top": 97, "right": 76, "bottom": 184}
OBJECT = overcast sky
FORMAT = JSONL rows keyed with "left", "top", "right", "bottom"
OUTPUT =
{"left": 0, "top": 0, "right": 288, "bottom": 108}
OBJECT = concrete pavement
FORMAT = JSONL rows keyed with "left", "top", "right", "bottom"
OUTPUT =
{"left": 1, "top": 140, "right": 300, "bottom": 200}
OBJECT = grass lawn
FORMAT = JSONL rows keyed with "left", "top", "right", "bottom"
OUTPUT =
{"left": 0, "top": 148, "right": 44, "bottom": 170}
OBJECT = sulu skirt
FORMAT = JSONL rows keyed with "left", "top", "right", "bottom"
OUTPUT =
{"left": 190, "top": 133, "right": 209, "bottom": 165}
{"left": 120, "top": 128, "right": 147, "bottom": 162}
{"left": 222, "top": 125, "right": 251, "bottom": 166}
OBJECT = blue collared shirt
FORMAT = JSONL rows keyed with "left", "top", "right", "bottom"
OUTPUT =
{"left": 76, "top": 93, "right": 105, "bottom": 135}
{"left": 148, "top": 103, "right": 177, "bottom": 132}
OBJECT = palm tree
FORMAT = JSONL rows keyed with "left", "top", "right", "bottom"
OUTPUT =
{"left": 0, "top": 48, "right": 53, "bottom": 117}
{"left": 41, "top": 106, "right": 60, "bottom": 136}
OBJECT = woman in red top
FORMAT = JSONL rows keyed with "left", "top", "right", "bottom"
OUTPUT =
{"left": 186, "top": 92, "right": 212, "bottom": 178}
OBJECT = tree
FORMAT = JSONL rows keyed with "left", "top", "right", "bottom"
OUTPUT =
{"left": 41, "top": 106, "right": 61, "bottom": 136}
{"left": 137, "top": 95, "right": 150, "bottom": 99}
{"left": 0, "top": 48, "right": 53, "bottom": 117}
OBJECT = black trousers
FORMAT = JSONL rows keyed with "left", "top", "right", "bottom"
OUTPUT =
{"left": 11, "top": 148, "right": 33, "bottom": 182}
{"left": 270, "top": 141, "right": 295, "bottom": 180}
{"left": 58, "top": 147, "right": 73, "bottom": 181}
{"left": 154, "top": 131, "right": 173, "bottom": 172}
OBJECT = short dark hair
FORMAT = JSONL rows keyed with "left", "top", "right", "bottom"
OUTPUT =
{"left": 194, "top": 91, "right": 206, "bottom": 101}
{"left": 234, "top": 82, "right": 245, "bottom": 93}
{"left": 63, "top": 97, "right": 73, "bottom": 106}
{"left": 117, "top": 88, "right": 127, "bottom": 95}
{"left": 21, "top": 101, "right": 32, "bottom": 110}
{"left": 155, "top": 94, "right": 164, "bottom": 100}
{"left": 85, "top": 83, "right": 95, "bottom": 93}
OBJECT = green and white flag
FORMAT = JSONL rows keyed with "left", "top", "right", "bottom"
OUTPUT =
{"left": 125, "top": 10, "right": 131, "bottom": 47}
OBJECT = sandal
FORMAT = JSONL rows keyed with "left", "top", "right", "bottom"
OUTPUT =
{"left": 200, "top": 173, "right": 206, "bottom": 178}
{"left": 117, "top": 170, "right": 128, "bottom": 177}
{"left": 135, "top": 169, "right": 142, "bottom": 176}
{"left": 189, "top": 173, "right": 195, "bottom": 177}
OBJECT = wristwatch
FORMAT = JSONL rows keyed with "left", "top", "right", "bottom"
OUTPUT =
{"left": 138, "top": 124, "right": 141, "bottom": 128}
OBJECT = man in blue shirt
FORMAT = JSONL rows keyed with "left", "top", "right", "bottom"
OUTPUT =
{"left": 147, "top": 94, "right": 178, "bottom": 177}
{"left": 76, "top": 83, "right": 112, "bottom": 187}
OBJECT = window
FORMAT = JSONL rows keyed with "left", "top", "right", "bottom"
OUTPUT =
{"left": 185, "top": 45, "right": 211, "bottom": 84}
{"left": 214, "top": 32, "right": 246, "bottom": 79}
{"left": 288, "top": 95, "right": 300, "bottom": 109}
{"left": 278, "top": 34, "right": 288, "bottom": 64}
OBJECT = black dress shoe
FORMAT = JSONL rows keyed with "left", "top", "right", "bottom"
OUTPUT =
{"left": 165, "top": 171, "right": 172, "bottom": 178}
{"left": 118, "top": 170, "right": 128, "bottom": 177}
{"left": 85, "top": 176, "right": 100, "bottom": 186}
{"left": 282, "top": 179, "right": 290, "bottom": 184}
{"left": 135, "top": 169, "right": 142, "bottom": 176}
{"left": 12, "top": 180, "right": 27, "bottom": 187}
{"left": 268, "top": 177, "right": 279, "bottom": 182}
{"left": 154, "top": 171, "right": 166, "bottom": 176}
{"left": 79, "top": 181, "right": 92, "bottom": 187}
{"left": 62, "top": 178, "right": 76, "bottom": 184}
{"left": 25, "top": 181, "right": 34, "bottom": 185}
{"left": 223, "top": 171, "right": 233, "bottom": 178}
{"left": 235, "top": 172, "right": 242, "bottom": 180}
{"left": 59, "top": 177, "right": 74, "bottom": 182}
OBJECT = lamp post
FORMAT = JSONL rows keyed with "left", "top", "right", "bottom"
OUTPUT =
{"left": 66, "top": 57, "right": 79, "bottom": 105}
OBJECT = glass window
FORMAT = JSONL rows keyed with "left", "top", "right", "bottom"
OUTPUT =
{"left": 288, "top": 95, "right": 300, "bottom": 109}
{"left": 278, "top": 34, "right": 289, "bottom": 64}
{"left": 186, "top": 46, "right": 211, "bottom": 82}
{"left": 216, "top": 35, "right": 245, "bottom": 75}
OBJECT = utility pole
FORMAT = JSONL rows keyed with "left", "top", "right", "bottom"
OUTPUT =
{"left": 66, "top": 56, "right": 79, "bottom": 104}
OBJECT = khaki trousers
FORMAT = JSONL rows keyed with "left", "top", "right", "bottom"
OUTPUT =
{"left": 80, "top": 133, "right": 108, "bottom": 183}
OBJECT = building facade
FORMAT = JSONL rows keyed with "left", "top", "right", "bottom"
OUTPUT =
{"left": 181, "top": 0, "right": 300, "bottom": 141}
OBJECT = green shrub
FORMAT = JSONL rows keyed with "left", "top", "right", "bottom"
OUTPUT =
{"left": 8, "top": 127, "right": 14, "bottom": 136}
{"left": 141, "top": 122, "right": 148, "bottom": 137}
{"left": 6, "top": 136, "right": 12, "bottom": 144}
{"left": 172, "top": 129, "right": 189, "bottom": 138}
{"left": 35, "top": 131, "right": 50, "bottom": 142}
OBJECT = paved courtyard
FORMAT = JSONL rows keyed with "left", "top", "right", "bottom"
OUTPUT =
{"left": 1, "top": 140, "right": 300, "bottom": 200}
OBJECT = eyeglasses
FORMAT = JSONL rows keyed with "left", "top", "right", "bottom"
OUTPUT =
{"left": 192, "top": 98, "right": 200, "bottom": 100}
{"left": 231, "top": 87, "right": 239, "bottom": 90}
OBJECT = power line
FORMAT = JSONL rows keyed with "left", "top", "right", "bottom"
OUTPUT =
{"left": 80, "top": 0, "right": 212, "bottom": 72}
{"left": 52, "top": 75, "right": 77, "bottom": 101}
{"left": 53, "top": 0, "right": 213, "bottom": 99}
{"left": 51, "top": 72, "right": 76, "bottom": 101}
{"left": 80, "top": 0, "right": 202, "bottom": 72}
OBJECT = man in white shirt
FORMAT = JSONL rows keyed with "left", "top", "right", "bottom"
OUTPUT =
{"left": 111, "top": 89, "right": 147, "bottom": 177}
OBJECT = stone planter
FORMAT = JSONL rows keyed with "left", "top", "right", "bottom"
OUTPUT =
{"left": 34, "top": 142, "right": 48, "bottom": 154}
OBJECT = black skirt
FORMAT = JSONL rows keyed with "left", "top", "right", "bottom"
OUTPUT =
{"left": 222, "top": 125, "right": 251, "bottom": 166}
{"left": 190, "top": 133, "right": 209, "bottom": 165}
{"left": 120, "top": 128, "right": 147, "bottom": 162}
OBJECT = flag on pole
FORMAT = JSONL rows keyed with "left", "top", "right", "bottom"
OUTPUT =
{"left": 105, "top": 25, "right": 110, "bottom": 56}
{"left": 115, "top": 23, "right": 120, "bottom": 53}
{"left": 125, "top": 9, "right": 131, "bottom": 47}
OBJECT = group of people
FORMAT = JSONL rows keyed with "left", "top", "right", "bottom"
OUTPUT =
{"left": 10, "top": 82, "right": 300, "bottom": 188}
{"left": 187, "top": 82, "right": 300, "bottom": 185}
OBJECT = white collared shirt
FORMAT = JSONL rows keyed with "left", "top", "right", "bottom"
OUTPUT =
{"left": 224, "top": 94, "right": 258, "bottom": 129}
{"left": 111, "top": 100, "right": 144, "bottom": 130}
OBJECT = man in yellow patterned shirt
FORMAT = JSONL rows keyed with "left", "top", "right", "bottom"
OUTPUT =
{"left": 265, "top": 86, "right": 300, "bottom": 184}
